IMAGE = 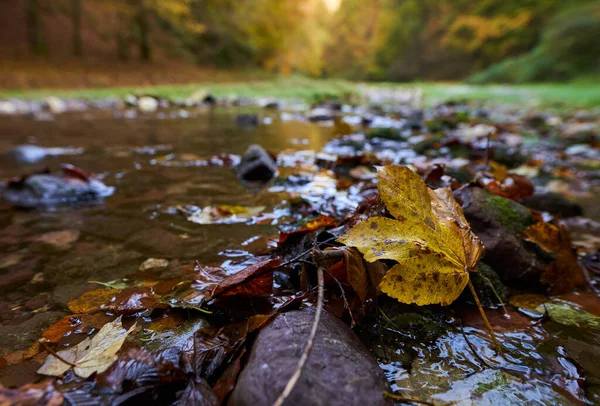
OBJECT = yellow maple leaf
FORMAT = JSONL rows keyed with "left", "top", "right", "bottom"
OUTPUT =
{"left": 338, "top": 165, "right": 484, "bottom": 305}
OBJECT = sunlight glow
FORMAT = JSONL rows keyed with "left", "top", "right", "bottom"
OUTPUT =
{"left": 324, "top": 0, "right": 341, "bottom": 12}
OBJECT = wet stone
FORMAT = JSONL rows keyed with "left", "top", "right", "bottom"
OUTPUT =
{"left": 457, "top": 187, "right": 546, "bottom": 285}
{"left": 521, "top": 192, "right": 583, "bottom": 218}
{"left": 0, "top": 311, "right": 65, "bottom": 352}
{"left": 230, "top": 309, "right": 391, "bottom": 406}
{"left": 234, "top": 144, "right": 277, "bottom": 183}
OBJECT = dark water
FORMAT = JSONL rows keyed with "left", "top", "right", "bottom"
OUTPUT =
{"left": 0, "top": 108, "right": 333, "bottom": 360}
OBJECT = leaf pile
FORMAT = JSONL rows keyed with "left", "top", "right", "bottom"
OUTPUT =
{"left": 339, "top": 164, "right": 484, "bottom": 305}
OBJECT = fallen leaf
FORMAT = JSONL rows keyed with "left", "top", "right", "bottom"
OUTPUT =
{"left": 101, "top": 287, "right": 164, "bottom": 315}
{"left": 37, "top": 316, "right": 135, "bottom": 378}
{"left": 478, "top": 173, "right": 535, "bottom": 200}
{"left": 339, "top": 247, "right": 368, "bottom": 303}
{"left": 42, "top": 314, "right": 84, "bottom": 343}
{"left": 68, "top": 288, "right": 119, "bottom": 314}
{"left": 30, "top": 230, "right": 80, "bottom": 251}
{"left": 148, "top": 311, "right": 186, "bottom": 332}
{"left": 210, "top": 257, "right": 282, "bottom": 299}
{"left": 212, "top": 349, "right": 245, "bottom": 405}
{"left": 186, "top": 205, "right": 265, "bottom": 225}
{"left": 338, "top": 165, "right": 484, "bottom": 305}
{"left": 523, "top": 222, "right": 586, "bottom": 294}
{"left": 176, "top": 378, "right": 218, "bottom": 406}
{"left": 0, "top": 382, "right": 63, "bottom": 406}
{"left": 278, "top": 215, "right": 337, "bottom": 245}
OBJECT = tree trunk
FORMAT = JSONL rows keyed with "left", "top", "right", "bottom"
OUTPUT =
{"left": 71, "top": 0, "right": 83, "bottom": 56}
{"left": 136, "top": 0, "right": 151, "bottom": 61}
{"left": 27, "top": 0, "right": 44, "bottom": 55}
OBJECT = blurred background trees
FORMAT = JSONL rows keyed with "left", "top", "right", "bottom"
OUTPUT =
{"left": 0, "top": 0, "right": 598, "bottom": 83}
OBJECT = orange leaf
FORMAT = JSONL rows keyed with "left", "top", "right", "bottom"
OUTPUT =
{"left": 68, "top": 289, "right": 118, "bottom": 314}
{"left": 524, "top": 222, "right": 586, "bottom": 294}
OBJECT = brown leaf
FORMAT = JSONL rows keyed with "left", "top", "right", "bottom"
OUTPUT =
{"left": 0, "top": 382, "right": 63, "bottom": 406}
{"left": 68, "top": 288, "right": 118, "bottom": 314}
{"left": 523, "top": 221, "right": 586, "bottom": 294}
{"left": 212, "top": 348, "right": 246, "bottom": 405}
{"left": 364, "top": 260, "right": 388, "bottom": 290}
{"left": 210, "top": 257, "right": 282, "bottom": 299}
{"left": 176, "top": 378, "right": 218, "bottom": 406}
{"left": 479, "top": 173, "right": 535, "bottom": 200}
{"left": 278, "top": 215, "right": 337, "bottom": 245}
{"left": 148, "top": 311, "right": 186, "bottom": 332}
{"left": 42, "top": 314, "right": 85, "bottom": 343}
{"left": 101, "top": 287, "right": 165, "bottom": 315}
{"left": 340, "top": 247, "right": 368, "bottom": 303}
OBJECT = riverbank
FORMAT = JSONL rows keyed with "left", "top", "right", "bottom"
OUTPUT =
{"left": 1, "top": 76, "right": 599, "bottom": 109}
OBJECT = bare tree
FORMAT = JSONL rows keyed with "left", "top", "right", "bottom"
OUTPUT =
{"left": 71, "top": 0, "right": 83, "bottom": 56}
{"left": 27, "top": 0, "right": 45, "bottom": 54}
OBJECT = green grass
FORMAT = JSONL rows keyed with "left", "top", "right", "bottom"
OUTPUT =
{"left": 1, "top": 76, "right": 599, "bottom": 109}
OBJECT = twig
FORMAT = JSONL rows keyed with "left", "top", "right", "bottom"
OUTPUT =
{"left": 484, "top": 132, "right": 492, "bottom": 169}
{"left": 272, "top": 266, "right": 324, "bottom": 406}
{"left": 467, "top": 278, "right": 504, "bottom": 358}
{"left": 275, "top": 236, "right": 337, "bottom": 270}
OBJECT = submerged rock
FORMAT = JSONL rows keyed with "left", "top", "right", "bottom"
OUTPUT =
{"left": 1, "top": 165, "right": 114, "bottom": 208}
{"left": 235, "top": 114, "right": 259, "bottom": 128}
{"left": 234, "top": 145, "right": 277, "bottom": 182}
{"left": 230, "top": 309, "right": 391, "bottom": 406}
{"left": 6, "top": 145, "right": 48, "bottom": 163}
{"left": 6, "top": 145, "right": 84, "bottom": 164}
{"left": 137, "top": 96, "right": 159, "bottom": 113}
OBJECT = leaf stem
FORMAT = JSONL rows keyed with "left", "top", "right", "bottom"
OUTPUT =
{"left": 467, "top": 277, "right": 503, "bottom": 356}
{"left": 39, "top": 339, "right": 77, "bottom": 367}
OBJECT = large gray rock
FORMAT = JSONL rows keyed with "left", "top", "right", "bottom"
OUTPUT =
{"left": 1, "top": 168, "right": 114, "bottom": 208}
{"left": 229, "top": 309, "right": 390, "bottom": 406}
{"left": 456, "top": 187, "right": 546, "bottom": 285}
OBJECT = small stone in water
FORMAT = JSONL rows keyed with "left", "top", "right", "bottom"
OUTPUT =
{"left": 139, "top": 258, "right": 169, "bottom": 271}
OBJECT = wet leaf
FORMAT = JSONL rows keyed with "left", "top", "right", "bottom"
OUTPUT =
{"left": 278, "top": 215, "right": 337, "bottom": 245}
{"left": 479, "top": 173, "right": 535, "bottom": 200}
{"left": 210, "top": 257, "right": 282, "bottom": 298}
{"left": 536, "top": 302, "right": 600, "bottom": 328}
{"left": 523, "top": 222, "right": 586, "bottom": 294}
{"left": 0, "top": 382, "right": 63, "bottom": 406}
{"left": 42, "top": 312, "right": 114, "bottom": 344}
{"left": 42, "top": 314, "right": 84, "bottom": 343}
{"left": 175, "top": 378, "right": 218, "bottom": 406}
{"left": 37, "top": 316, "right": 135, "bottom": 378}
{"left": 212, "top": 349, "right": 245, "bottom": 405}
{"left": 186, "top": 205, "right": 265, "bottom": 225}
{"left": 68, "top": 288, "right": 118, "bottom": 314}
{"left": 339, "top": 247, "right": 368, "bottom": 303}
{"left": 339, "top": 165, "right": 484, "bottom": 305}
{"left": 148, "top": 311, "right": 186, "bottom": 332}
{"left": 101, "top": 287, "right": 165, "bottom": 315}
